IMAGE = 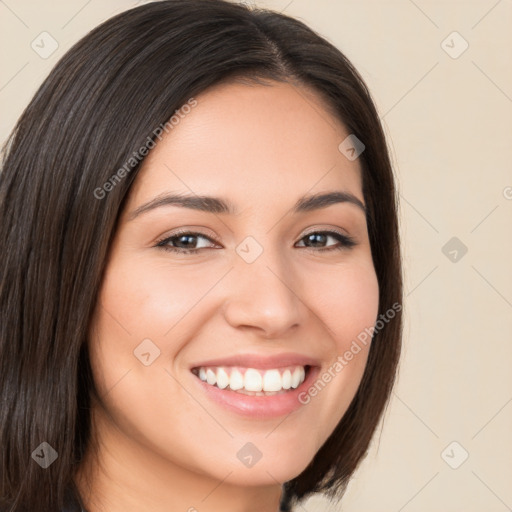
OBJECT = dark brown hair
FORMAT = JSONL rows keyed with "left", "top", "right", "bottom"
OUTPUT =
{"left": 0, "top": 1, "right": 402, "bottom": 511}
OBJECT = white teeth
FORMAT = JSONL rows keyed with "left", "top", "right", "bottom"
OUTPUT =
{"left": 229, "top": 369, "right": 244, "bottom": 390}
{"left": 291, "top": 367, "right": 302, "bottom": 388}
{"left": 216, "top": 367, "right": 229, "bottom": 389}
{"left": 244, "top": 368, "right": 263, "bottom": 391}
{"left": 206, "top": 368, "right": 217, "bottom": 386}
{"left": 282, "top": 369, "right": 292, "bottom": 389}
{"left": 263, "top": 369, "right": 282, "bottom": 392}
{"left": 194, "top": 365, "right": 308, "bottom": 393}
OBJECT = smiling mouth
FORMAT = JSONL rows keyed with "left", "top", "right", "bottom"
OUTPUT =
{"left": 191, "top": 365, "right": 312, "bottom": 396}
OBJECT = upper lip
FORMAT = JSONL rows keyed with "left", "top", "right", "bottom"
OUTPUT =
{"left": 190, "top": 352, "right": 321, "bottom": 370}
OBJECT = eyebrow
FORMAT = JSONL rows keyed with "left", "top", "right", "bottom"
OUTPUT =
{"left": 127, "top": 190, "right": 366, "bottom": 221}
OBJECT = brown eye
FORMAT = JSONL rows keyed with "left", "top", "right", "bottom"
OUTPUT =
{"left": 156, "top": 231, "right": 218, "bottom": 254}
{"left": 296, "top": 230, "right": 356, "bottom": 252}
{"left": 155, "top": 229, "right": 356, "bottom": 255}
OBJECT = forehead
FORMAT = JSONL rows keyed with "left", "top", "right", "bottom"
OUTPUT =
{"left": 126, "top": 80, "right": 364, "bottom": 213}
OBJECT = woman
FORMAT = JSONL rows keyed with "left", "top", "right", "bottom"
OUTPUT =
{"left": 0, "top": 1, "right": 403, "bottom": 511}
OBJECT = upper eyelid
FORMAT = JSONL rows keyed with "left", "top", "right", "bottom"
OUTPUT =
{"left": 157, "top": 230, "right": 219, "bottom": 245}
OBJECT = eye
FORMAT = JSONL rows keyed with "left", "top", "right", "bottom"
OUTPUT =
{"left": 295, "top": 230, "right": 356, "bottom": 252}
{"left": 155, "top": 230, "right": 218, "bottom": 254}
{"left": 155, "top": 229, "right": 356, "bottom": 255}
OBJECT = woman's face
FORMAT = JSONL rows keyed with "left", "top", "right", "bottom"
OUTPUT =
{"left": 87, "top": 80, "right": 379, "bottom": 487}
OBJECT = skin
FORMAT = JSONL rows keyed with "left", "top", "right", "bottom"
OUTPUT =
{"left": 76, "top": 80, "right": 379, "bottom": 512}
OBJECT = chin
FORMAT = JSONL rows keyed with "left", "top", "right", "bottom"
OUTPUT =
{"left": 203, "top": 446, "right": 316, "bottom": 487}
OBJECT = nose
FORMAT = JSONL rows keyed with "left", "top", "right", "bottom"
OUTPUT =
{"left": 221, "top": 245, "right": 303, "bottom": 339}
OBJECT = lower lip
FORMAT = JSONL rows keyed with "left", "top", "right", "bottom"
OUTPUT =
{"left": 191, "top": 366, "right": 321, "bottom": 419}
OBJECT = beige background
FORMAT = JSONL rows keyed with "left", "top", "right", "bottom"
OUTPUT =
{"left": 1, "top": 1, "right": 511, "bottom": 510}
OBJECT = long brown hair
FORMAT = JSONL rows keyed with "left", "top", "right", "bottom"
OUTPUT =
{"left": 0, "top": 1, "right": 402, "bottom": 511}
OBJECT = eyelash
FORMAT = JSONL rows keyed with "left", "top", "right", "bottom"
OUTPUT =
{"left": 155, "top": 229, "right": 356, "bottom": 255}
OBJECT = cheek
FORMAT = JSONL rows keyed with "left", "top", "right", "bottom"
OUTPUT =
{"left": 95, "top": 256, "right": 209, "bottom": 340}
{"left": 297, "top": 261, "right": 379, "bottom": 437}
{"left": 309, "top": 261, "right": 380, "bottom": 343}
{"left": 87, "top": 255, "right": 224, "bottom": 403}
